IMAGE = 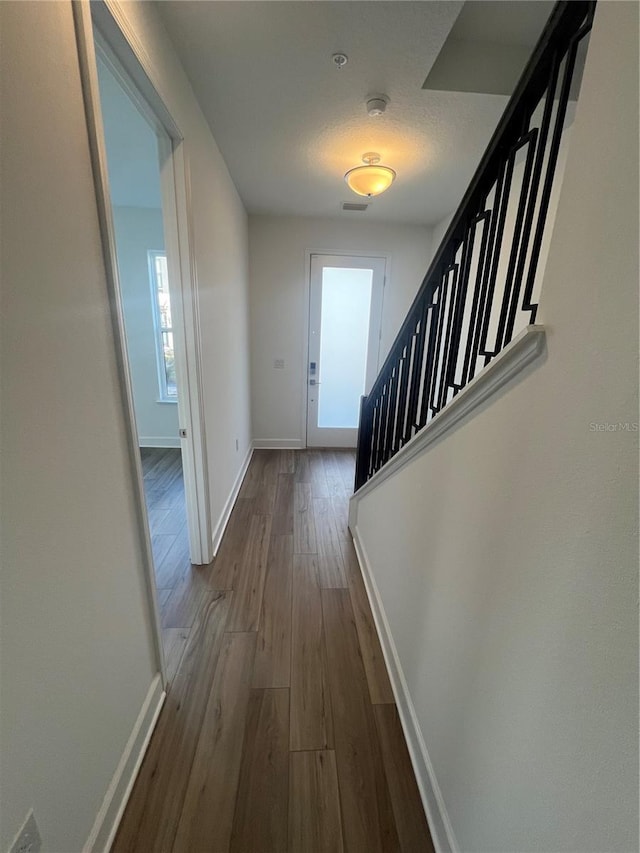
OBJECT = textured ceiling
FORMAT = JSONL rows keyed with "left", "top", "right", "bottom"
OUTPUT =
{"left": 156, "top": 1, "right": 551, "bottom": 226}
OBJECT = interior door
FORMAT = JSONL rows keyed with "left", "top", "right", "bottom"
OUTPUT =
{"left": 307, "top": 254, "right": 385, "bottom": 448}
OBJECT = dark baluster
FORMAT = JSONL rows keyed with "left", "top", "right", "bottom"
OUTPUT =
{"left": 381, "top": 368, "right": 397, "bottom": 466}
{"left": 370, "top": 397, "right": 380, "bottom": 477}
{"left": 418, "top": 300, "right": 440, "bottom": 429}
{"left": 427, "top": 274, "right": 453, "bottom": 418}
{"left": 507, "top": 52, "right": 562, "bottom": 331}
{"left": 461, "top": 211, "right": 492, "bottom": 385}
{"left": 466, "top": 164, "right": 507, "bottom": 376}
{"left": 404, "top": 298, "right": 428, "bottom": 443}
{"left": 355, "top": 395, "right": 372, "bottom": 490}
{"left": 520, "top": 35, "right": 581, "bottom": 326}
{"left": 493, "top": 131, "right": 538, "bottom": 353}
{"left": 443, "top": 226, "right": 471, "bottom": 397}
{"left": 394, "top": 341, "right": 412, "bottom": 452}
{"left": 478, "top": 154, "right": 516, "bottom": 363}
{"left": 374, "top": 384, "right": 388, "bottom": 473}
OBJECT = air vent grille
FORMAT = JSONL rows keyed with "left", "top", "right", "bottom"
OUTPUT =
{"left": 342, "top": 201, "right": 369, "bottom": 212}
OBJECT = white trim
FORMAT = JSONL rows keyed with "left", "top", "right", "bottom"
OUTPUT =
{"left": 351, "top": 531, "right": 459, "bottom": 853}
{"left": 78, "top": 0, "right": 213, "bottom": 572}
{"left": 301, "top": 248, "right": 392, "bottom": 452}
{"left": 96, "top": 2, "right": 213, "bottom": 565}
{"left": 157, "top": 135, "right": 213, "bottom": 565}
{"left": 351, "top": 324, "right": 546, "bottom": 514}
{"left": 93, "top": 1, "right": 181, "bottom": 138}
{"left": 83, "top": 674, "right": 165, "bottom": 853}
{"left": 252, "top": 438, "right": 305, "bottom": 450}
{"left": 72, "top": 0, "right": 166, "bottom": 683}
{"left": 211, "top": 445, "right": 254, "bottom": 556}
{"left": 304, "top": 251, "right": 388, "bottom": 449}
{"left": 138, "top": 436, "right": 181, "bottom": 449}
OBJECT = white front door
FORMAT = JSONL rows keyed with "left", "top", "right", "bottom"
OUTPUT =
{"left": 306, "top": 254, "right": 385, "bottom": 448}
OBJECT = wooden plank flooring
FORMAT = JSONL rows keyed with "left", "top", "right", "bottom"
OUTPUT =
{"left": 289, "top": 750, "right": 344, "bottom": 853}
{"left": 115, "top": 448, "right": 434, "bottom": 852}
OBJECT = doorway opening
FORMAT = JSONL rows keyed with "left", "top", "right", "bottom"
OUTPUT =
{"left": 307, "top": 254, "right": 385, "bottom": 448}
{"left": 94, "top": 42, "right": 196, "bottom": 680}
{"left": 74, "top": 1, "right": 214, "bottom": 683}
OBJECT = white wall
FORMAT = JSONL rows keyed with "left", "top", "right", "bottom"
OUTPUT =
{"left": 108, "top": 0, "right": 253, "bottom": 539}
{"left": 112, "top": 205, "right": 179, "bottom": 446}
{"left": 431, "top": 210, "right": 454, "bottom": 252}
{"left": 249, "top": 215, "right": 432, "bottom": 444}
{"left": 0, "top": 3, "right": 158, "bottom": 850}
{"left": 353, "top": 3, "right": 639, "bottom": 851}
{"left": 0, "top": 0, "right": 252, "bottom": 849}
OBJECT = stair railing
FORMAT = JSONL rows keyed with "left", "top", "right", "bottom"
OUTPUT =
{"left": 355, "top": 0, "right": 595, "bottom": 491}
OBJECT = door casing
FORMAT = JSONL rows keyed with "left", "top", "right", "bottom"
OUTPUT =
{"left": 73, "top": 0, "right": 214, "bottom": 685}
{"left": 305, "top": 253, "right": 386, "bottom": 448}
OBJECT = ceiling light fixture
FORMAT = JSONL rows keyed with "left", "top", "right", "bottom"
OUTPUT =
{"left": 344, "top": 152, "right": 396, "bottom": 198}
{"left": 366, "top": 95, "right": 389, "bottom": 117}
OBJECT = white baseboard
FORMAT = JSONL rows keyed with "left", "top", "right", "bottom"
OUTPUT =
{"left": 351, "top": 529, "right": 459, "bottom": 853}
{"left": 83, "top": 673, "right": 165, "bottom": 853}
{"left": 138, "top": 436, "right": 181, "bottom": 448}
{"left": 211, "top": 444, "right": 254, "bottom": 556}
{"left": 252, "top": 438, "right": 304, "bottom": 449}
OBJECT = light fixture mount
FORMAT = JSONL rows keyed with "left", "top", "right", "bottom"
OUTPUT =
{"left": 366, "top": 96, "right": 389, "bottom": 117}
{"left": 344, "top": 152, "right": 396, "bottom": 198}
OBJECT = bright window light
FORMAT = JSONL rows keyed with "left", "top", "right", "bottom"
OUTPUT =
{"left": 148, "top": 250, "right": 177, "bottom": 402}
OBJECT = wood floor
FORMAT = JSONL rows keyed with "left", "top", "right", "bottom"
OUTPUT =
{"left": 117, "top": 448, "right": 434, "bottom": 853}
{"left": 140, "top": 447, "right": 193, "bottom": 683}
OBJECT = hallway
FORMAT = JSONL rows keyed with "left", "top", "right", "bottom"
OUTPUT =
{"left": 114, "top": 449, "right": 434, "bottom": 852}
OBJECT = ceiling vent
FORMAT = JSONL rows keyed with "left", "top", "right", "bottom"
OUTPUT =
{"left": 341, "top": 201, "right": 370, "bottom": 212}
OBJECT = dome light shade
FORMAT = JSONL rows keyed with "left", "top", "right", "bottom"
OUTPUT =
{"left": 345, "top": 153, "right": 396, "bottom": 198}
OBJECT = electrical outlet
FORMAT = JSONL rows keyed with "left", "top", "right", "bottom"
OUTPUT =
{"left": 9, "top": 811, "right": 42, "bottom": 853}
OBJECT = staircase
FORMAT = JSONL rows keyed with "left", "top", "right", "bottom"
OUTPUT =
{"left": 355, "top": 0, "right": 596, "bottom": 490}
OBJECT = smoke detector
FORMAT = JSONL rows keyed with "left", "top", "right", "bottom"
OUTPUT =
{"left": 366, "top": 95, "right": 389, "bottom": 117}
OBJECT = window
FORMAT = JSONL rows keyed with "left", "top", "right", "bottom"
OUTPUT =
{"left": 148, "top": 250, "right": 177, "bottom": 402}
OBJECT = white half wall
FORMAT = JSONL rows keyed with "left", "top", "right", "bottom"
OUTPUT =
{"left": 113, "top": 205, "right": 179, "bottom": 446}
{"left": 351, "top": 3, "right": 639, "bottom": 851}
{"left": 249, "top": 215, "right": 432, "bottom": 444}
{"left": 0, "top": 3, "right": 159, "bottom": 850}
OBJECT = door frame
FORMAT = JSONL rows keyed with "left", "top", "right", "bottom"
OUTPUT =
{"left": 73, "top": 0, "right": 213, "bottom": 682}
{"left": 303, "top": 250, "right": 388, "bottom": 448}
